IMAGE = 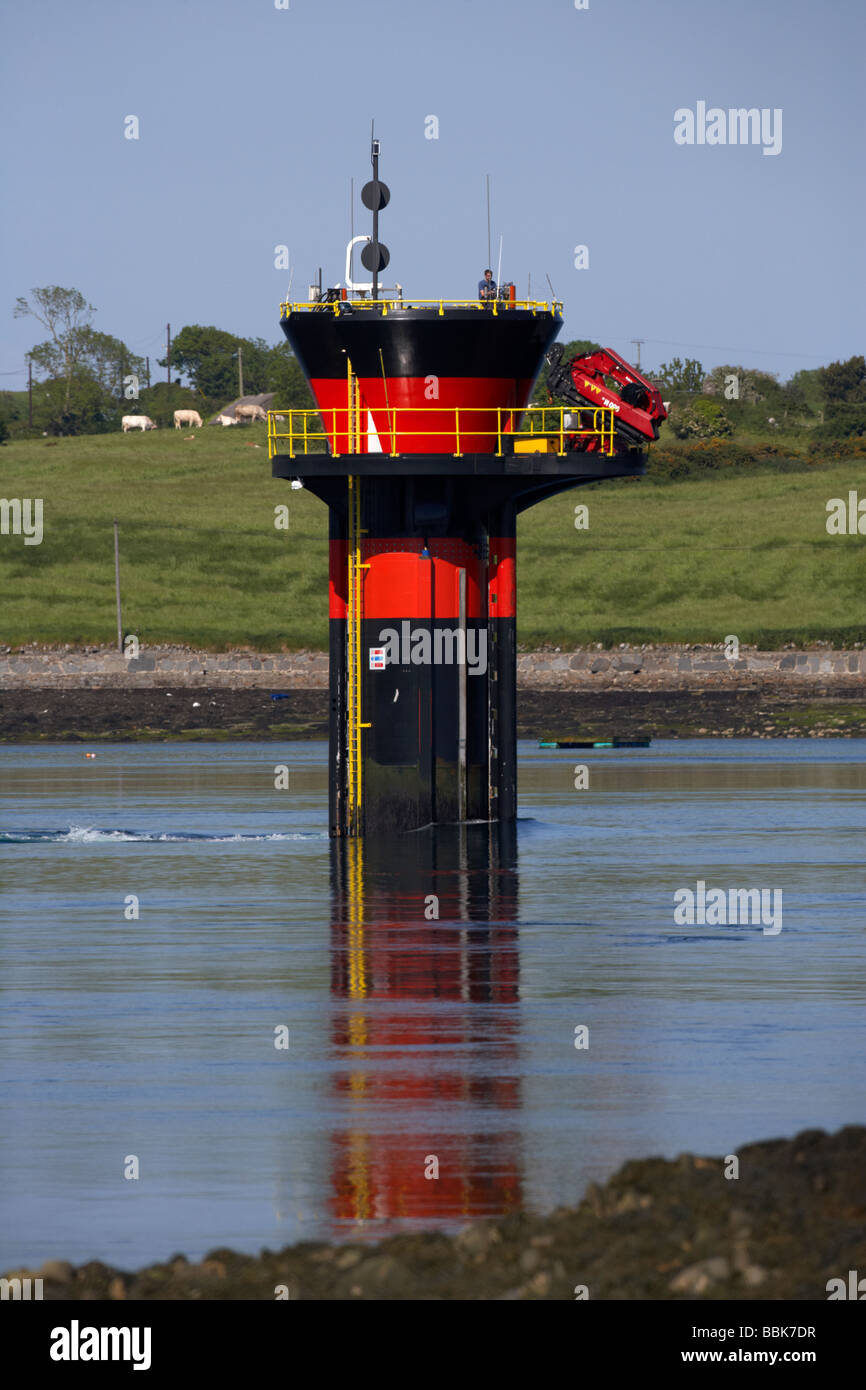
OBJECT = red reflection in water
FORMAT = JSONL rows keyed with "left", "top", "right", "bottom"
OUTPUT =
{"left": 329, "top": 825, "right": 521, "bottom": 1226}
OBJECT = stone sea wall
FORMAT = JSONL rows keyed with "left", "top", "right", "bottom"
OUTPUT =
{"left": 0, "top": 643, "right": 864, "bottom": 692}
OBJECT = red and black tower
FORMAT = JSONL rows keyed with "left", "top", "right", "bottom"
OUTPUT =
{"left": 272, "top": 139, "right": 648, "bottom": 836}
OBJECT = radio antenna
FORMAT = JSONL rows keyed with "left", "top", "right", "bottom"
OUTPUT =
{"left": 486, "top": 175, "right": 492, "bottom": 268}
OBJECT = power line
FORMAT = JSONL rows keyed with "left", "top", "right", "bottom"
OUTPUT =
{"left": 594, "top": 334, "right": 829, "bottom": 361}
{"left": 640, "top": 338, "right": 828, "bottom": 360}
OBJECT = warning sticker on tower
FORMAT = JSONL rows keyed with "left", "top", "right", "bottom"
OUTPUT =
{"left": 369, "top": 647, "right": 387, "bottom": 670}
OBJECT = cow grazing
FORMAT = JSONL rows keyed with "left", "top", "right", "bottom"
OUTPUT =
{"left": 122, "top": 415, "right": 157, "bottom": 432}
{"left": 174, "top": 409, "right": 203, "bottom": 429}
{"left": 216, "top": 413, "right": 238, "bottom": 427}
{"left": 235, "top": 403, "right": 267, "bottom": 424}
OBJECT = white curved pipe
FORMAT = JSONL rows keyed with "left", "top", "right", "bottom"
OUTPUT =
{"left": 345, "top": 235, "right": 373, "bottom": 292}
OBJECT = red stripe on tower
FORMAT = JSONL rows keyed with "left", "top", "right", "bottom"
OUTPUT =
{"left": 308, "top": 377, "right": 536, "bottom": 454}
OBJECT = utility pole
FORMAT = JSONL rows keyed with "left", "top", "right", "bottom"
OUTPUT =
{"left": 238, "top": 344, "right": 244, "bottom": 399}
{"left": 166, "top": 323, "right": 171, "bottom": 384}
{"left": 145, "top": 356, "right": 151, "bottom": 389}
{"left": 28, "top": 360, "right": 32, "bottom": 427}
{"left": 113, "top": 520, "right": 123, "bottom": 653}
{"left": 631, "top": 338, "right": 645, "bottom": 372}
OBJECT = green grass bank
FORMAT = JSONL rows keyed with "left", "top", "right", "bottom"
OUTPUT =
{"left": 1, "top": 430, "right": 864, "bottom": 650}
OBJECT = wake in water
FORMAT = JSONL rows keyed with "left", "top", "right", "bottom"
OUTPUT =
{"left": 0, "top": 826, "right": 322, "bottom": 844}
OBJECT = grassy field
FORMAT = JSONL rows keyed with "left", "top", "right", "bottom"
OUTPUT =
{"left": 0, "top": 430, "right": 863, "bottom": 649}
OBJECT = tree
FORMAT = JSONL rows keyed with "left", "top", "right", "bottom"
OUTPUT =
{"left": 14, "top": 286, "right": 147, "bottom": 435}
{"left": 783, "top": 368, "right": 823, "bottom": 417}
{"left": 671, "top": 398, "right": 733, "bottom": 439}
{"left": 813, "top": 355, "right": 866, "bottom": 440}
{"left": 162, "top": 325, "right": 318, "bottom": 410}
{"left": 159, "top": 325, "right": 238, "bottom": 398}
{"left": 14, "top": 286, "right": 96, "bottom": 416}
{"left": 28, "top": 327, "right": 145, "bottom": 400}
{"left": 819, "top": 355, "right": 866, "bottom": 403}
{"left": 268, "top": 342, "right": 316, "bottom": 409}
{"left": 161, "top": 326, "right": 272, "bottom": 400}
{"left": 533, "top": 339, "right": 603, "bottom": 403}
{"left": 655, "top": 356, "right": 704, "bottom": 392}
{"left": 702, "top": 364, "right": 781, "bottom": 405}
{"left": 34, "top": 374, "right": 112, "bottom": 436}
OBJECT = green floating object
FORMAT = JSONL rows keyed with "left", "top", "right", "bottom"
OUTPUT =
{"left": 538, "top": 738, "right": 651, "bottom": 749}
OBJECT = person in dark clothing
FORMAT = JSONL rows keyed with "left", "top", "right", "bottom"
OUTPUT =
{"left": 478, "top": 269, "right": 496, "bottom": 301}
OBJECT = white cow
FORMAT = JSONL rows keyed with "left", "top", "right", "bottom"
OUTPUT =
{"left": 216, "top": 413, "right": 238, "bottom": 427}
{"left": 235, "top": 403, "right": 267, "bottom": 424}
{"left": 174, "top": 409, "right": 203, "bottom": 429}
{"left": 122, "top": 415, "right": 157, "bottom": 432}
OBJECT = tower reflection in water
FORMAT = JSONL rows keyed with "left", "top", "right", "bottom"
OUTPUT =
{"left": 329, "top": 822, "right": 521, "bottom": 1232}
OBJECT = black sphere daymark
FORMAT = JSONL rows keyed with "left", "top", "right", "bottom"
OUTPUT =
{"left": 361, "top": 241, "right": 390, "bottom": 272}
{"left": 361, "top": 179, "right": 390, "bottom": 211}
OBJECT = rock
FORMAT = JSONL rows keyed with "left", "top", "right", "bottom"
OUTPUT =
{"left": 528, "top": 1271, "right": 552, "bottom": 1296}
{"left": 351, "top": 1255, "right": 409, "bottom": 1294}
{"left": 40, "top": 1259, "right": 73, "bottom": 1283}
{"left": 670, "top": 1257, "right": 730, "bottom": 1293}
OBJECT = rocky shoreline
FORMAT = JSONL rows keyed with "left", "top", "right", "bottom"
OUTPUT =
{"left": 2, "top": 685, "right": 865, "bottom": 742}
{"left": 4, "top": 1127, "right": 863, "bottom": 1301}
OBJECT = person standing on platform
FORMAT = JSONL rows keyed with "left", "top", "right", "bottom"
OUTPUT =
{"left": 478, "top": 269, "right": 497, "bottom": 302}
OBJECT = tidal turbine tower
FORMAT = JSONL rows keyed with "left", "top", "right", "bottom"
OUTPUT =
{"left": 270, "top": 138, "right": 654, "bottom": 836}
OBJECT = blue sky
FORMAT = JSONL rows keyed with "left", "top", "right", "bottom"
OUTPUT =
{"left": 2, "top": 0, "right": 863, "bottom": 386}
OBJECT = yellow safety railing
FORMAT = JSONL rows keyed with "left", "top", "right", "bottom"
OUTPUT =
{"left": 280, "top": 297, "right": 562, "bottom": 318}
{"left": 268, "top": 405, "right": 617, "bottom": 458}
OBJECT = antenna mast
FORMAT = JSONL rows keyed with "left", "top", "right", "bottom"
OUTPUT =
{"left": 360, "top": 125, "right": 390, "bottom": 302}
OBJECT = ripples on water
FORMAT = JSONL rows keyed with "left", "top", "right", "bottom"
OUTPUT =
{"left": 0, "top": 740, "right": 863, "bottom": 1267}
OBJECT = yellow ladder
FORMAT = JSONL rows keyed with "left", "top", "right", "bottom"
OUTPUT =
{"left": 346, "top": 364, "right": 370, "bottom": 834}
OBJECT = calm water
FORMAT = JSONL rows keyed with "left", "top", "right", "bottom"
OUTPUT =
{"left": 1, "top": 740, "right": 864, "bottom": 1269}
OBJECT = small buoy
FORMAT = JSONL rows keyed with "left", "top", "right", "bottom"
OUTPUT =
{"left": 192, "top": 701, "right": 201, "bottom": 708}
{"left": 85, "top": 752, "right": 96, "bottom": 759}
{"left": 166, "top": 692, "right": 172, "bottom": 697}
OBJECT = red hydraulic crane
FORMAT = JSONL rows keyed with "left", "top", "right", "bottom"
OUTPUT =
{"left": 544, "top": 342, "right": 668, "bottom": 452}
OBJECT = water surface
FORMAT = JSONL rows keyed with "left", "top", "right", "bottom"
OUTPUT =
{"left": 1, "top": 740, "right": 863, "bottom": 1268}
